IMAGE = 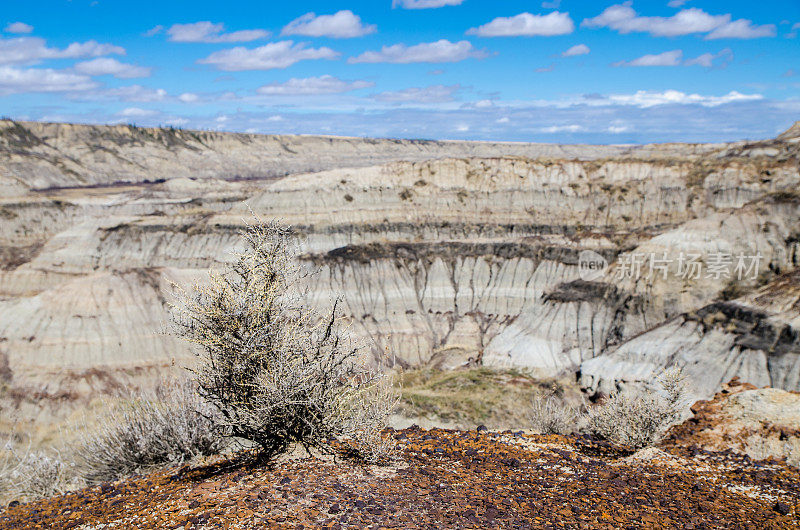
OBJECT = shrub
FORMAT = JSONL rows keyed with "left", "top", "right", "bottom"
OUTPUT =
{"left": 173, "top": 220, "right": 396, "bottom": 462}
{"left": 528, "top": 395, "right": 582, "bottom": 435}
{"left": 76, "top": 378, "right": 223, "bottom": 484}
{"left": 587, "top": 368, "right": 688, "bottom": 449}
{"left": 9, "top": 451, "right": 73, "bottom": 501}
{"left": 338, "top": 375, "right": 398, "bottom": 463}
{"left": 0, "top": 437, "right": 74, "bottom": 503}
{"left": 0, "top": 437, "right": 23, "bottom": 502}
{"left": 526, "top": 368, "right": 690, "bottom": 449}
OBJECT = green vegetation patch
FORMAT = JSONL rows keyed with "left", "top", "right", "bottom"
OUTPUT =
{"left": 396, "top": 367, "right": 580, "bottom": 429}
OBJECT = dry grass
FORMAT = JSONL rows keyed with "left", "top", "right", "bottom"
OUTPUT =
{"left": 397, "top": 367, "right": 582, "bottom": 429}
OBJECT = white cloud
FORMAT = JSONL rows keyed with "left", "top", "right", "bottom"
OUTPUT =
{"left": 583, "top": 3, "right": 774, "bottom": 39}
{"left": 596, "top": 89, "right": 762, "bottom": 108}
{"left": 667, "top": 0, "right": 688, "bottom": 7}
{"left": 73, "top": 58, "right": 150, "bottom": 78}
{"left": 68, "top": 91, "right": 789, "bottom": 143}
{"left": 256, "top": 75, "right": 373, "bottom": 95}
{"left": 0, "top": 37, "right": 124, "bottom": 66}
{"left": 682, "top": 52, "right": 713, "bottom": 67}
{"left": 199, "top": 41, "right": 338, "bottom": 71}
{"left": 616, "top": 48, "right": 733, "bottom": 68}
{"left": 165, "top": 117, "right": 189, "bottom": 126}
{"left": 542, "top": 0, "right": 561, "bottom": 8}
{"left": 467, "top": 12, "right": 574, "bottom": 37}
{"left": 541, "top": 124, "right": 584, "bottom": 133}
{"left": 684, "top": 48, "right": 733, "bottom": 67}
{"left": 349, "top": 39, "right": 487, "bottom": 64}
{"left": 789, "top": 22, "right": 800, "bottom": 38}
{"left": 392, "top": 0, "right": 464, "bottom": 8}
{"left": 167, "top": 22, "right": 269, "bottom": 43}
{"left": 455, "top": 124, "right": 470, "bottom": 132}
{"left": 281, "top": 11, "right": 376, "bottom": 38}
{"left": 373, "top": 84, "right": 460, "bottom": 103}
{"left": 0, "top": 66, "right": 96, "bottom": 95}
{"left": 143, "top": 25, "right": 164, "bottom": 37}
{"left": 4, "top": 22, "right": 33, "bottom": 34}
{"left": 562, "top": 43, "right": 589, "bottom": 57}
{"left": 91, "top": 85, "right": 168, "bottom": 102}
{"left": 178, "top": 92, "right": 199, "bottom": 103}
{"left": 705, "top": 19, "right": 776, "bottom": 39}
{"left": 118, "top": 107, "right": 158, "bottom": 118}
{"left": 584, "top": 4, "right": 723, "bottom": 36}
{"left": 613, "top": 49, "right": 683, "bottom": 67}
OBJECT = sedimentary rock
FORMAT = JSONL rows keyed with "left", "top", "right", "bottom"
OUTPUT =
{"left": 665, "top": 378, "right": 800, "bottom": 467}
{"left": 1, "top": 119, "right": 799, "bottom": 413}
{"left": 581, "top": 269, "right": 800, "bottom": 399}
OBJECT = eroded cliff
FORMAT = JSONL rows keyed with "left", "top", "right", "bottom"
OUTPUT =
{"left": 1, "top": 120, "right": 799, "bottom": 420}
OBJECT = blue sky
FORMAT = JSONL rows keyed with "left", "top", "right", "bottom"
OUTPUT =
{"left": 1, "top": 0, "right": 798, "bottom": 143}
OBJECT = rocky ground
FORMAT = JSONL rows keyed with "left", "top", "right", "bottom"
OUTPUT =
{"left": 1, "top": 423, "right": 799, "bottom": 529}
{"left": 2, "top": 382, "right": 799, "bottom": 529}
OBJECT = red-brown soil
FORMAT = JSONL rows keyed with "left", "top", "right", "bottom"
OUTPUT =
{"left": 2, "top": 425, "right": 799, "bottom": 529}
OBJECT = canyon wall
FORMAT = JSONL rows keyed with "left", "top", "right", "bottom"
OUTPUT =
{"left": 1, "top": 120, "right": 799, "bottom": 411}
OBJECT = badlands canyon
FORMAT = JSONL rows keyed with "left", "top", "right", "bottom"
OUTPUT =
{"left": 1, "top": 118, "right": 799, "bottom": 429}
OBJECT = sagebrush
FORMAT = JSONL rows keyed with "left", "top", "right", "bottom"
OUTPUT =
{"left": 174, "top": 220, "right": 396, "bottom": 462}
{"left": 76, "top": 378, "right": 223, "bottom": 484}
{"left": 0, "top": 437, "right": 73, "bottom": 503}
{"left": 587, "top": 368, "right": 689, "bottom": 449}
{"left": 529, "top": 368, "right": 689, "bottom": 449}
{"left": 10, "top": 451, "right": 72, "bottom": 501}
{"left": 528, "top": 395, "right": 583, "bottom": 436}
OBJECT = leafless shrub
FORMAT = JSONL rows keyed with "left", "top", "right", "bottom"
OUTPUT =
{"left": 528, "top": 394, "right": 582, "bottom": 435}
{"left": 8, "top": 451, "right": 73, "bottom": 501}
{"left": 173, "top": 220, "right": 396, "bottom": 462}
{"left": 0, "top": 436, "right": 21, "bottom": 502}
{"left": 587, "top": 368, "right": 689, "bottom": 449}
{"left": 75, "top": 378, "right": 224, "bottom": 484}
{"left": 0, "top": 437, "right": 74, "bottom": 503}
{"left": 339, "top": 375, "right": 399, "bottom": 463}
